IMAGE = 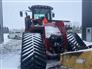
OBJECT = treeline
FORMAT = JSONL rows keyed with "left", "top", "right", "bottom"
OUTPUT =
{"left": 3, "top": 27, "right": 9, "bottom": 33}
{"left": 72, "top": 25, "right": 82, "bottom": 33}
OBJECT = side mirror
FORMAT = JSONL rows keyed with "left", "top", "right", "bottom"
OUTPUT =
{"left": 20, "top": 11, "right": 23, "bottom": 17}
{"left": 52, "top": 13, "right": 55, "bottom": 17}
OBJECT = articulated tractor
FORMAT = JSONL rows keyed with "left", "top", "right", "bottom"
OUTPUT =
{"left": 20, "top": 5, "right": 87, "bottom": 69}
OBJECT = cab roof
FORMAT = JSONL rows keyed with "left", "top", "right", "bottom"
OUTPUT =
{"left": 29, "top": 5, "right": 53, "bottom": 10}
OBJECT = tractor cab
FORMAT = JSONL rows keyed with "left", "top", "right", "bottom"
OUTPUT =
{"left": 29, "top": 5, "right": 54, "bottom": 21}
{"left": 20, "top": 5, "right": 55, "bottom": 31}
{"left": 20, "top": 5, "right": 54, "bottom": 24}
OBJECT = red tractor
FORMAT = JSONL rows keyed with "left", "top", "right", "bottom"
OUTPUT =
{"left": 20, "top": 5, "right": 87, "bottom": 69}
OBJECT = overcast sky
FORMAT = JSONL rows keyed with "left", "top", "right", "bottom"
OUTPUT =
{"left": 2, "top": 0, "right": 82, "bottom": 29}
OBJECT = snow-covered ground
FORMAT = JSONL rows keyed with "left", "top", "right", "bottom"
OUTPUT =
{"left": 0, "top": 52, "right": 20, "bottom": 69}
{"left": 0, "top": 34, "right": 21, "bottom": 69}
{"left": 0, "top": 33, "right": 92, "bottom": 69}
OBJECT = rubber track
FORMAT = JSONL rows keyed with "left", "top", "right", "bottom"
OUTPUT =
{"left": 21, "top": 33, "right": 46, "bottom": 69}
{"left": 67, "top": 33, "right": 88, "bottom": 51}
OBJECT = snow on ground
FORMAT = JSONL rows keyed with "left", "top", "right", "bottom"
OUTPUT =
{"left": 0, "top": 34, "right": 21, "bottom": 54}
{"left": 0, "top": 34, "right": 21, "bottom": 69}
{"left": 0, "top": 52, "right": 20, "bottom": 69}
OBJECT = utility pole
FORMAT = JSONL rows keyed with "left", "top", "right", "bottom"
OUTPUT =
{"left": 0, "top": 0, "right": 4, "bottom": 43}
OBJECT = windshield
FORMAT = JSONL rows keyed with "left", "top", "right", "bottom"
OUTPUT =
{"left": 34, "top": 14, "right": 45, "bottom": 19}
{"left": 33, "top": 9, "right": 51, "bottom": 20}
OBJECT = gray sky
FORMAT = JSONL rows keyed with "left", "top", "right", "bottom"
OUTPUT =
{"left": 2, "top": 0, "right": 82, "bottom": 29}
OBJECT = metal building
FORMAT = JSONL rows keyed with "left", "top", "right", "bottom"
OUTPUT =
{"left": 82, "top": 0, "right": 92, "bottom": 42}
{"left": 0, "top": 0, "right": 4, "bottom": 43}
